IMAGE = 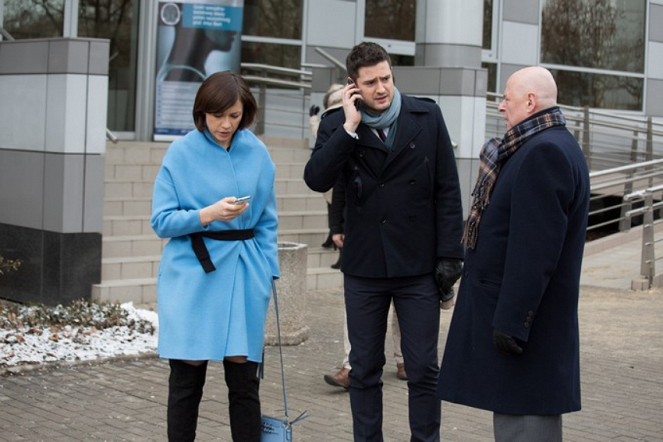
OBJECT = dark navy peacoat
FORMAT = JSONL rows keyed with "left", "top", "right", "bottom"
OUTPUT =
{"left": 304, "top": 95, "right": 464, "bottom": 278}
{"left": 437, "top": 121, "right": 590, "bottom": 415}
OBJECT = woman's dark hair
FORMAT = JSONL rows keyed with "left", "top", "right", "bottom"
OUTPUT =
{"left": 346, "top": 42, "right": 392, "bottom": 81}
{"left": 192, "top": 71, "right": 258, "bottom": 132}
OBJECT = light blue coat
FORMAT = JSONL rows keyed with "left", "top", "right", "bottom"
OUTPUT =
{"left": 151, "top": 129, "right": 279, "bottom": 362}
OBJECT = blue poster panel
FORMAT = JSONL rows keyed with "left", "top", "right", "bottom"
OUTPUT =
{"left": 154, "top": 0, "right": 244, "bottom": 141}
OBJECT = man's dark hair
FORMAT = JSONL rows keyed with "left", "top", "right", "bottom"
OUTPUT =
{"left": 192, "top": 71, "right": 258, "bottom": 132}
{"left": 346, "top": 42, "right": 392, "bottom": 81}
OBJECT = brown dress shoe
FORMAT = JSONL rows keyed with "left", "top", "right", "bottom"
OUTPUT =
{"left": 396, "top": 363, "right": 407, "bottom": 381}
{"left": 323, "top": 368, "right": 350, "bottom": 389}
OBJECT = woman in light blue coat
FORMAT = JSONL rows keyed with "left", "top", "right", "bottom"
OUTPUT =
{"left": 151, "top": 71, "right": 279, "bottom": 442}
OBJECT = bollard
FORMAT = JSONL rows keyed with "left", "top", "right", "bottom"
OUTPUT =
{"left": 264, "top": 242, "right": 310, "bottom": 345}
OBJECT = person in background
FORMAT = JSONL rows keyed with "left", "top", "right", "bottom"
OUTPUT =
{"left": 437, "top": 66, "right": 590, "bottom": 442}
{"left": 310, "top": 84, "right": 344, "bottom": 254}
{"left": 151, "top": 71, "right": 279, "bottom": 442}
{"left": 304, "top": 41, "right": 464, "bottom": 441}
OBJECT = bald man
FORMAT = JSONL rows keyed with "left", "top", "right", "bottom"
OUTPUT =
{"left": 437, "top": 66, "right": 590, "bottom": 441}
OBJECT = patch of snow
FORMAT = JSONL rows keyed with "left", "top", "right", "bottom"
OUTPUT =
{"left": 0, "top": 302, "right": 158, "bottom": 368}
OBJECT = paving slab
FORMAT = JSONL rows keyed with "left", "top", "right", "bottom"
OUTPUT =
{"left": 1, "top": 272, "right": 662, "bottom": 441}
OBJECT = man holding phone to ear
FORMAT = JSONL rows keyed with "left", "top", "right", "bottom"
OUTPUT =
{"left": 304, "top": 42, "right": 464, "bottom": 442}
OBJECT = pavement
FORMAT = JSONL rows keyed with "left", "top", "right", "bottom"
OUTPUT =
{"left": 1, "top": 232, "right": 663, "bottom": 441}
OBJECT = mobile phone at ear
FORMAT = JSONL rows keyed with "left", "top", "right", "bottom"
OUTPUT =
{"left": 233, "top": 195, "right": 251, "bottom": 205}
{"left": 347, "top": 78, "right": 360, "bottom": 109}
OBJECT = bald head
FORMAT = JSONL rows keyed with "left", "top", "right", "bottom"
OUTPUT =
{"left": 498, "top": 66, "right": 558, "bottom": 130}
{"left": 510, "top": 66, "right": 557, "bottom": 110}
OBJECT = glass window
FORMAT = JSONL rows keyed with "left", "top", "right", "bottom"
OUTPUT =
{"left": 243, "top": 0, "right": 302, "bottom": 40}
{"left": 2, "top": 0, "right": 64, "bottom": 38}
{"left": 482, "top": 62, "right": 497, "bottom": 93}
{"left": 78, "top": 0, "right": 139, "bottom": 132}
{"left": 241, "top": 41, "right": 301, "bottom": 70}
{"left": 541, "top": 0, "right": 646, "bottom": 73}
{"left": 482, "top": 0, "right": 492, "bottom": 50}
{"left": 551, "top": 69, "right": 643, "bottom": 111}
{"left": 364, "top": 0, "right": 415, "bottom": 42}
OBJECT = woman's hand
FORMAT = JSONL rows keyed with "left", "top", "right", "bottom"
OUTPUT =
{"left": 199, "top": 197, "right": 249, "bottom": 226}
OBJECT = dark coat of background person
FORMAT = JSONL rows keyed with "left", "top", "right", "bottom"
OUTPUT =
{"left": 437, "top": 124, "right": 590, "bottom": 415}
{"left": 304, "top": 95, "right": 465, "bottom": 277}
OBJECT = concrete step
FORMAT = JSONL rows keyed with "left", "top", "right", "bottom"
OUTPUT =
{"left": 102, "top": 234, "right": 167, "bottom": 259}
{"left": 91, "top": 278, "right": 157, "bottom": 304}
{"left": 102, "top": 255, "right": 161, "bottom": 280}
{"left": 101, "top": 247, "right": 338, "bottom": 281}
{"left": 278, "top": 210, "right": 327, "bottom": 230}
{"left": 104, "top": 197, "right": 152, "bottom": 217}
{"left": 105, "top": 160, "right": 307, "bottom": 183}
{"left": 275, "top": 163, "right": 307, "bottom": 180}
{"left": 101, "top": 247, "right": 339, "bottom": 279}
{"left": 104, "top": 194, "right": 326, "bottom": 220}
{"left": 105, "top": 163, "right": 161, "bottom": 183}
{"left": 103, "top": 209, "right": 329, "bottom": 236}
{"left": 104, "top": 215, "right": 152, "bottom": 236}
{"left": 92, "top": 266, "right": 342, "bottom": 304}
{"left": 105, "top": 142, "right": 168, "bottom": 166}
{"left": 277, "top": 194, "right": 328, "bottom": 212}
{"left": 102, "top": 230, "right": 330, "bottom": 260}
{"left": 104, "top": 179, "right": 155, "bottom": 199}
{"left": 278, "top": 228, "right": 329, "bottom": 248}
{"left": 275, "top": 178, "right": 316, "bottom": 195}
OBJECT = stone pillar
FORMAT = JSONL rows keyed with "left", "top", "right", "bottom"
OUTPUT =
{"left": 264, "top": 242, "right": 310, "bottom": 346}
{"left": 412, "top": 0, "right": 487, "bottom": 216}
{"left": 415, "top": 0, "right": 483, "bottom": 68}
{"left": 0, "top": 38, "right": 109, "bottom": 305}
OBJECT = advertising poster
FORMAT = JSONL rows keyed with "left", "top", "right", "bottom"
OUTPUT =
{"left": 154, "top": 0, "right": 244, "bottom": 140}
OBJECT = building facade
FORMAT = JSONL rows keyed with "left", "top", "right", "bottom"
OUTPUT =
{"left": 1, "top": 0, "right": 661, "bottom": 141}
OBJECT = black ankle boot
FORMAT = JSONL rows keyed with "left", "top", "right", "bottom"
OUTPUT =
{"left": 224, "top": 360, "right": 261, "bottom": 442}
{"left": 167, "top": 360, "right": 207, "bottom": 442}
{"left": 331, "top": 247, "right": 342, "bottom": 269}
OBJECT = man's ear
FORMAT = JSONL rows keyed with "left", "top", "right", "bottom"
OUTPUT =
{"left": 526, "top": 92, "right": 536, "bottom": 110}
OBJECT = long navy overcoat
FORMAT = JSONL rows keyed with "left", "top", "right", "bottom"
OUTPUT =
{"left": 437, "top": 120, "right": 590, "bottom": 415}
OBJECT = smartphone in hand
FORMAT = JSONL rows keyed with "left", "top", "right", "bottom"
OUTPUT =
{"left": 348, "top": 78, "right": 360, "bottom": 109}
{"left": 232, "top": 196, "right": 251, "bottom": 205}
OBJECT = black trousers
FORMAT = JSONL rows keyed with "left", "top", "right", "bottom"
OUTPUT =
{"left": 344, "top": 274, "right": 441, "bottom": 442}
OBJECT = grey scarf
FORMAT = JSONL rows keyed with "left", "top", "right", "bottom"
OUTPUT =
{"left": 360, "top": 87, "right": 402, "bottom": 150}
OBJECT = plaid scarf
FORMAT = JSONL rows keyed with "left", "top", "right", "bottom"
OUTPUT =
{"left": 462, "top": 107, "right": 566, "bottom": 249}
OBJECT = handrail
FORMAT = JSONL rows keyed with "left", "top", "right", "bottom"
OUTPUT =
{"left": 0, "top": 26, "right": 15, "bottom": 41}
{"left": 313, "top": 47, "right": 346, "bottom": 73}
{"left": 242, "top": 75, "right": 311, "bottom": 89}
{"left": 590, "top": 159, "right": 663, "bottom": 179}
{"left": 242, "top": 63, "right": 312, "bottom": 79}
{"left": 106, "top": 128, "right": 119, "bottom": 143}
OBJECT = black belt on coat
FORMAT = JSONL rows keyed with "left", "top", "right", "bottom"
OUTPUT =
{"left": 190, "top": 229, "right": 255, "bottom": 273}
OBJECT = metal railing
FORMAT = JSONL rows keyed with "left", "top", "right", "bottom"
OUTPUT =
{"left": 487, "top": 93, "right": 663, "bottom": 172}
{"left": 624, "top": 185, "right": 663, "bottom": 288}
{"left": 240, "top": 63, "right": 312, "bottom": 136}
{"left": 587, "top": 159, "right": 663, "bottom": 236}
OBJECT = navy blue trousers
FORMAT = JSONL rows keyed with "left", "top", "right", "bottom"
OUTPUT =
{"left": 344, "top": 274, "right": 441, "bottom": 442}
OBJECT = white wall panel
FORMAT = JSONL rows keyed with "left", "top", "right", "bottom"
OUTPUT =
{"left": 501, "top": 22, "right": 538, "bottom": 66}
{"left": 437, "top": 95, "right": 486, "bottom": 160}
{"left": 648, "top": 42, "right": 663, "bottom": 80}
{"left": 45, "top": 74, "right": 87, "bottom": 153}
{"left": 86, "top": 75, "right": 109, "bottom": 154}
{"left": 306, "top": 0, "right": 356, "bottom": 48}
{"left": 0, "top": 75, "right": 47, "bottom": 151}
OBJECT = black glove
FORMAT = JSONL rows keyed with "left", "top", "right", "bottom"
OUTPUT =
{"left": 434, "top": 258, "right": 462, "bottom": 296}
{"left": 493, "top": 329, "right": 523, "bottom": 355}
{"left": 309, "top": 104, "right": 320, "bottom": 117}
